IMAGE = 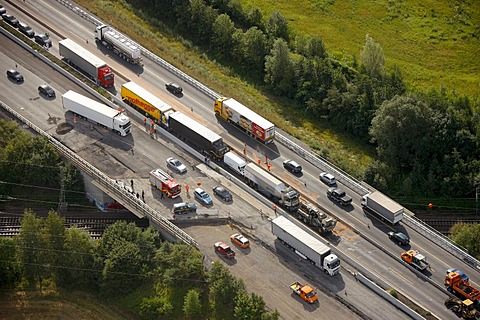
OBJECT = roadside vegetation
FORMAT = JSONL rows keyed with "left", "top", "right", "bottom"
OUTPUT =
{"left": 74, "top": 0, "right": 479, "bottom": 206}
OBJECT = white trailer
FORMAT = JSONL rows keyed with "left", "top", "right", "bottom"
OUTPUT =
{"left": 94, "top": 25, "right": 142, "bottom": 65}
{"left": 272, "top": 216, "right": 340, "bottom": 276}
{"left": 244, "top": 163, "right": 299, "bottom": 211}
{"left": 214, "top": 97, "right": 275, "bottom": 143}
{"left": 223, "top": 151, "right": 246, "bottom": 175}
{"left": 361, "top": 191, "right": 404, "bottom": 224}
{"left": 62, "top": 90, "right": 131, "bottom": 136}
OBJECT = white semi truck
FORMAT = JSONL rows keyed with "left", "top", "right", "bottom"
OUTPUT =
{"left": 94, "top": 25, "right": 142, "bottom": 65}
{"left": 223, "top": 151, "right": 247, "bottom": 175}
{"left": 62, "top": 90, "right": 131, "bottom": 136}
{"left": 244, "top": 163, "right": 299, "bottom": 211}
{"left": 361, "top": 191, "right": 404, "bottom": 224}
{"left": 272, "top": 215, "right": 340, "bottom": 276}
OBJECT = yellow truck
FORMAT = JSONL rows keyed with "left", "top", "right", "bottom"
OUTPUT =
{"left": 121, "top": 81, "right": 173, "bottom": 127}
{"left": 290, "top": 281, "right": 318, "bottom": 304}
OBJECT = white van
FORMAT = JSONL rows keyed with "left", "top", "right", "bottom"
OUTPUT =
{"left": 224, "top": 151, "right": 246, "bottom": 175}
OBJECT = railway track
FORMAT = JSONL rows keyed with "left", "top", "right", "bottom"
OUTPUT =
{"left": 0, "top": 212, "right": 149, "bottom": 239}
{"left": 418, "top": 218, "right": 480, "bottom": 235}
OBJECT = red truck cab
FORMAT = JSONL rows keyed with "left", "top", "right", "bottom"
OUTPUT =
{"left": 98, "top": 65, "right": 114, "bottom": 88}
{"left": 214, "top": 241, "right": 235, "bottom": 259}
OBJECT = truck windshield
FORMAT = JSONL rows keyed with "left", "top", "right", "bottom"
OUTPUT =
{"left": 104, "top": 74, "right": 114, "bottom": 81}
{"left": 171, "top": 185, "right": 181, "bottom": 193}
{"left": 120, "top": 121, "right": 131, "bottom": 129}
{"left": 328, "top": 259, "right": 340, "bottom": 269}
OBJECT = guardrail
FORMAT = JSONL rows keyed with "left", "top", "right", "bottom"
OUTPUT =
{"left": 50, "top": 0, "right": 480, "bottom": 272}
{"left": 0, "top": 101, "right": 198, "bottom": 247}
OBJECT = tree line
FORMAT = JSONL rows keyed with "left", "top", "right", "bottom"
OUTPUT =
{"left": 0, "top": 211, "right": 279, "bottom": 319}
{"left": 130, "top": 0, "right": 479, "bottom": 200}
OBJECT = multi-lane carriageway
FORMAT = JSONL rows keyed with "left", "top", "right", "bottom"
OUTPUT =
{"left": 2, "top": 0, "right": 479, "bottom": 318}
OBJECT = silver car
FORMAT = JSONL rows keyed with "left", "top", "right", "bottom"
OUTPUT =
{"left": 319, "top": 172, "right": 336, "bottom": 185}
{"left": 166, "top": 157, "right": 187, "bottom": 173}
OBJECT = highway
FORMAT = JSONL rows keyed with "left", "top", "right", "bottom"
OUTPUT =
{"left": 2, "top": 0, "right": 479, "bottom": 318}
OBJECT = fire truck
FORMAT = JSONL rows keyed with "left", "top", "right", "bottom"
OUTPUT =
{"left": 149, "top": 168, "right": 181, "bottom": 198}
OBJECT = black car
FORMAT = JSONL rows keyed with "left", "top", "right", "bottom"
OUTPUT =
{"left": 387, "top": 231, "right": 410, "bottom": 246}
{"left": 6, "top": 69, "right": 24, "bottom": 82}
{"left": 165, "top": 82, "right": 183, "bottom": 94}
{"left": 2, "top": 13, "right": 18, "bottom": 27}
{"left": 213, "top": 185, "right": 233, "bottom": 201}
{"left": 38, "top": 84, "right": 55, "bottom": 98}
{"left": 18, "top": 22, "right": 35, "bottom": 38}
{"left": 35, "top": 33, "right": 52, "bottom": 48}
{"left": 283, "top": 159, "right": 302, "bottom": 173}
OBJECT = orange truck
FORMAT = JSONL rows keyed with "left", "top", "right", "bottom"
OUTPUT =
{"left": 401, "top": 250, "right": 430, "bottom": 271}
{"left": 445, "top": 270, "right": 480, "bottom": 301}
{"left": 290, "top": 281, "right": 318, "bottom": 304}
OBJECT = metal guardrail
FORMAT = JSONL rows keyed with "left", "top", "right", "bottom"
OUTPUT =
{"left": 51, "top": 0, "right": 480, "bottom": 272}
{"left": 0, "top": 101, "right": 198, "bottom": 247}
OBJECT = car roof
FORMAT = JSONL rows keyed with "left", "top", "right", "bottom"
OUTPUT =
{"left": 194, "top": 188, "right": 204, "bottom": 193}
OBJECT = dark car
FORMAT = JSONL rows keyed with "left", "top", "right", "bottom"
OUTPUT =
{"left": 387, "top": 231, "right": 410, "bottom": 246}
{"left": 0, "top": 5, "right": 6, "bottom": 15}
{"left": 18, "top": 22, "right": 35, "bottom": 38}
{"left": 2, "top": 13, "right": 18, "bottom": 27}
{"left": 172, "top": 202, "right": 197, "bottom": 214}
{"left": 34, "top": 33, "right": 52, "bottom": 48}
{"left": 283, "top": 159, "right": 302, "bottom": 173}
{"left": 6, "top": 69, "right": 23, "bottom": 82}
{"left": 213, "top": 185, "right": 232, "bottom": 201}
{"left": 165, "top": 82, "right": 183, "bottom": 94}
{"left": 38, "top": 84, "right": 55, "bottom": 98}
{"left": 326, "top": 187, "right": 352, "bottom": 206}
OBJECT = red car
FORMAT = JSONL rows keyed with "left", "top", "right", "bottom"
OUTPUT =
{"left": 214, "top": 241, "right": 235, "bottom": 259}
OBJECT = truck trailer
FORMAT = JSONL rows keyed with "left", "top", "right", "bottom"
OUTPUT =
{"left": 59, "top": 38, "right": 114, "bottom": 88}
{"left": 296, "top": 199, "right": 337, "bottom": 234}
{"left": 62, "top": 90, "right": 131, "bottom": 136}
{"left": 272, "top": 215, "right": 340, "bottom": 276}
{"left": 166, "top": 111, "right": 229, "bottom": 160}
{"left": 149, "top": 168, "right": 181, "bottom": 198}
{"left": 121, "top": 81, "right": 173, "bottom": 127}
{"left": 95, "top": 25, "right": 142, "bottom": 65}
{"left": 214, "top": 97, "right": 275, "bottom": 144}
{"left": 244, "top": 163, "right": 299, "bottom": 211}
{"left": 361, "top": 191, "right": 404, "bottom": 224}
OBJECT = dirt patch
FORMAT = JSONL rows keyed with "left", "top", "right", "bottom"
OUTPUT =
{"left": 56, "top": 122, "right": 74, "bottom": 135}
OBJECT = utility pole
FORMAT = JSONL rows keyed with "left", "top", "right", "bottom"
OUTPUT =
{"left": 476, "top": 186, "right": 479, "bottom": 216}
{"left": 57, "top": 169, "right": 67, "bottom": 214}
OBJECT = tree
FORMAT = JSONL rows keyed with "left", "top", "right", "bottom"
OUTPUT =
{"left": 242, "top": 27, "right": 268, "bottom": 74}
{"left": 370, "top": 94, "right": 433, "bottom": 169}
{"left": 16, "top": 209, "right": 48, "bottom": 288}
{"left": 247, "top": 6, "right": 263, "bottom": 29}
{"left": 209, "top": 262, "right": 245, "bottom": 319}
{"left": 360, "top": 34, "right": 385, "bottom": 79}
{"left": 186, "top": 0, "right": 218, "bottom": 44}
{"left": 212, "top": 14, "right": 236, "bottom": 56}
{"left": 42, "top": 210, "right": 66, "bottom": 281}
{"left": 0, "top": 237, "right": 20, "bottom": 288}
{"left": 264, "top": 38, "right": 294, "bottom": 96}
{"left": 183, "top": 289, "right": 202, "bottom": 319}
{"left": 234, "top": 291, "right": 266, "bottom": 320}
{"left": 306, "top": 37, "right": 327, "bottom": 59}
{"left": 265, "top": 11, "right": 289, "bottom": 41}
{"left": 450, "top": 223, "right": 480, "bottom": 260}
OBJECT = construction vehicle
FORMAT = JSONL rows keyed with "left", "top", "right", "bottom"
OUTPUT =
{"left": 121, "top": 81, "right": 174, "bottom": 126}
{"left": 401, "top": 250, "right": 430, "bottom": 271}
{"left": 296, "top": 199, "right": 337, "bottom": 234}
{"left": 214, "top": 97, "right": 275, "bottom": 144}
{"left": 290, "top": 281, "right": 318, "bottom": 304}
{"left": 445, "top": 297, "right": 480, "bottom": 319}
{"left": 445, "top": 269, "right": 480, "bottom": 301}
{"left": 166, "top": 111, "right": 229, "bottom": 160}
{"left": 361, "top": 191, "right": 404, "bottom": 224}
{"left": 94, "top": 25, "right": 142, "bottom": 65}
{"left": 62, "top": 91, "right": 131, "bottom": 136}
{"left": 272, "top": 216, "right": 340, "bottom": 276}
{"left": 59, "top": 39, "right": 114, "bottom": 88}
{"left": 149, "top": 168, "right": 181, "bottom": 198}
{"left": 244, "top": 163, "right": 299, "bottom": 211}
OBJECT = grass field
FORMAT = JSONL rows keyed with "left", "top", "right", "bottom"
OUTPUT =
{"left": 241, "top": 0, "right": 480, "bottom": 98}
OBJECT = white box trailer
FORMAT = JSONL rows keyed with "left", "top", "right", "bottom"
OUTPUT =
{"left": 361, "top": 191, "right": 404, "bottom": 224}
{"left": 272, "top": 216, "right": 340, "bottom": 276}
{"left": 62, "top": 90, "right": 131, "bottom": 136}
{"left": 223, "top": 151, "right": 246, "bottom": 175}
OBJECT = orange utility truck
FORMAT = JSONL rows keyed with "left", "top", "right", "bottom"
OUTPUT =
{"left": 401, "top": 250, "right": 430, "bottom": 271}
{"left": 290, "top": 281, "right": 318, "bottom": 304}
{"left": 445, "top": 270, "right": 480, "bottom": 301}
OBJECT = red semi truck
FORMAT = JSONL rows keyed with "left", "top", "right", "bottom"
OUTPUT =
{"left": 59, "top": 38, "right": 114, "bottom": 88}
